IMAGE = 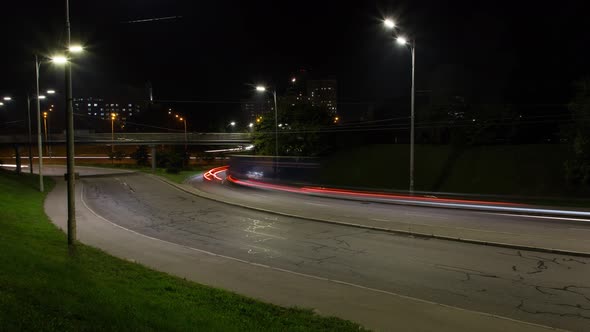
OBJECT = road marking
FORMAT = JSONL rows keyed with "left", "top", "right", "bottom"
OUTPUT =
{"left": 405, "top": 212, "right": 449, "bottom": 220}
{"left": 305, "top": 202, "right": 328, "bottom": 207}
{"left": 78, "top": 182, "right": 561, "bottom": 332}
{"left": 370, "top": 218, "right": 390, "bottom": 222}
{"left": 570, "top": 228, "right": 590, "bottom": 232}
{"left": 490, "top": 213, "right": 590, "bottom": 223}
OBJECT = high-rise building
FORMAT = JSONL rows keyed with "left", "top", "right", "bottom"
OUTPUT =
{"left": 307, "top": 79, "right": 337, "bottom": 115}
{"left": 241, "top": 96, "right": 273, "bottom": 123}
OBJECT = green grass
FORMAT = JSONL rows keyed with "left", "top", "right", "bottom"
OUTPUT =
{"left": 0, "top": 170, "right": 367, "bottom": 331}
{"left": 320, "top": 144, "right": 590, "bottom": 205}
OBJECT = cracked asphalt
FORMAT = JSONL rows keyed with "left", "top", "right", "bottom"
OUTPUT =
{"left": 82, "top": 173, "right": 590, "bottom": 331}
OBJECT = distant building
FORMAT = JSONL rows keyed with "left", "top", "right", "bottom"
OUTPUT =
{"left": 74, "top": 97, "right": 142, "bottom": 127}
{"left": 241, "top": 97, "right": 273, "bottom": 123}
{"left": 286, "top": 68, "right": 310, "bottom": 105}
{"left": 307, "top": 79, "right": 337, "bottom": 115}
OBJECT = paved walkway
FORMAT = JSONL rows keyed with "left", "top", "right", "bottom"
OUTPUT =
{"left": 43, "top": 173, "right": 558, "bottom": 331}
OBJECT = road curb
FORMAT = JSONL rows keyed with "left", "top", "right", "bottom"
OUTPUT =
{"left": 148, "top": 174, "right": 590, "bottom": 258}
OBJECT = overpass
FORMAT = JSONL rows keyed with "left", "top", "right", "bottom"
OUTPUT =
{"left": 0, "top": 132, "right": 252, "bottom": 146}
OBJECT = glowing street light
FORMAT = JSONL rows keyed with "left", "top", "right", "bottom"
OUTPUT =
{"left": 384, "top": 18, "right": 395, "bottom": 29}
{"left": 3, "top": 96, "right": 12, "bottom": 101}
{"left": 255, "top": 86, "right": 266, "bottom": 92}
{"left": 230, "top": 121, "right": 236, "bottom": 127}
{"left": 248, "top": 123, "right": 254, "bottom": 128}
{"left": 68, "top": 45, "right": 84, "bottom": 53}
{"left": 46, "top": 90, "right": 56, "bottom": 94}
{"left": 51, "top": 55, "right": 68, "bottom": 64}
{"left": 38, "top": 95, "right": 46, "bottom": 100}
{"left": 396, "top": 36, "right": 408, "bottom": 45}
{"left": 0, "top": 102, "right": 4, "bottom": 106}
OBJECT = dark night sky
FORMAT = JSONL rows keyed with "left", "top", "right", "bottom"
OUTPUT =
{"left": 1, "top": 0, "right": 589, "bottom": 128}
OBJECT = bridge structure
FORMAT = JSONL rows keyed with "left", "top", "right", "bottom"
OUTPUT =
{"left": 0, "top": 132, "right": 252, "bottom": 146}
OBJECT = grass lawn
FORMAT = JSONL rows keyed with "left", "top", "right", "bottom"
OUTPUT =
{"left": 319, "top": 144, "right": 590, "bottom": 208}
{"left": 0, "top": 170, "right": 367, "bottom": 331}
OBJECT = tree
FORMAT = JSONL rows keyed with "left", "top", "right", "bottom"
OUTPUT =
{"left": 252, "top": 100, "right": 334, "bottom": 157}
{"left": 130, "top": 145, "right": 150, "bottom": 166}
{"left": 565, "top": 78, "right": 590, "bottom": 185}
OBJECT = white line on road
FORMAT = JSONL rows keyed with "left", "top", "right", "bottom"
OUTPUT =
{"left": 491, "top": 213, "right": 590, "bottom": 223}
{"left": 405, "top": 212, "right": 449, "bottom": 220}
{"left": 304, "top": 202, "right": 328, "bottom": 207}
{"left": 370, "top": 218, "right": 390, "bottom": 222}
{"left": 570, "top": 228, "right": 590, "bottom": 232}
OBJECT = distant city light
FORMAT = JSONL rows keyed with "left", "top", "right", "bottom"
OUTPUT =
{"left": 384, "top": 18, "right": 395, "bottom": 29}
{"left": 0, "top": 102, "right": 4, "bottom": 106}
{"left": 255, "top": 86, "right": 266, "bottom": 92}
{"left": 291, "top": 78, "right": 296, "bottom": 83}
{"left": 396, "top": 36, "right": 408, "bottom": 45}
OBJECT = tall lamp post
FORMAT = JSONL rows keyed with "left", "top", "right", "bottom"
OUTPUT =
{"left": 179, "top": 116, "right": 187, "bottom": 151}
{"left": 255, "top": 85, "right": 279, "bottom": 176}
{"left": 110, "top": 113, "right": 117, "bottom": 153}
{"left": 384, "top": 18, "right": 416, "bottom": 194}
{"left": 63, "top": 0, "right": 84, "bottom": 247}
{"left": 43, "top": 111, "right": 49, "bottom": 156}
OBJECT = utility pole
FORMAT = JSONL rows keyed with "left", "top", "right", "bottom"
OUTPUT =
{"left": 409, "top": 41, "right": 415, "bottom": 194}
{"left": 35, "top": 56, "right": 44, "bottom": 192}
{"left": 65, "top": 0, "right": 76, "bottom": 247}
{"left": 26, "top": 95, "right": 33, "bottom": 174}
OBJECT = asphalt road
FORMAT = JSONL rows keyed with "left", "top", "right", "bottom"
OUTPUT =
{"left": 190, "top": 174, "right": 590, "bottom": 254}
{"left": 82, "top": 173, "right": 590, "bottom": 331}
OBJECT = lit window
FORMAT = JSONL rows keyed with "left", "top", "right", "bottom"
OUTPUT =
{"left": 94, "top": 113, "right": 97, "bottom": 116}
{"left": 128, "top": 104, "right": 132, "bottom": 107}
{"left": 87, "top": 112, "right": 91, "bottom": 115}
{"left": 129, "top": 113, "right": 132, "bottom": 116}
{"left": 88, "top": 103, "right": 91, "bottom": 106}
{"left": 94, "top": 104, "right": 98, "bottom": 107}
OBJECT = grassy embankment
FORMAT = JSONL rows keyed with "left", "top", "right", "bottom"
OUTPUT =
{"left": 0, "top": 170, "right": 366, "bottom": 331}
{"left": 321, "top": 144, "right": 590, "bottom": 206}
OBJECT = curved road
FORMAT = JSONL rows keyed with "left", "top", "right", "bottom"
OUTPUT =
{"left": 78, "top": 172, "right": 590, "bottom": 331}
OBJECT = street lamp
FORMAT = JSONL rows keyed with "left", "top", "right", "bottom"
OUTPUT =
{"left": 255, "top": 85, "right": 279, "bottom": 176}
{"left": 110, "top": 113, "right": 117, "bottom": 153}
{"left": 3, "top": 96, "right": 11, "bottom": 101}
{"left": 43, "top": 111, "right": 50, "bottom": 157}
{"left": 230, "top": 121, "right": 236, "bottom": 127}
{"left": 384, "top": 17, "right": 416, "bottom": 194}
{"left": 68, "top": 45, "right": 84, "bottom": 53}
{"left": 179, "top": 116, "right": 187, "bottom": 151}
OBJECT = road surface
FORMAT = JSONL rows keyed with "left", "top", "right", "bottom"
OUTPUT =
{"left": 80, "top": 173, "right": 590, "bottom": 331}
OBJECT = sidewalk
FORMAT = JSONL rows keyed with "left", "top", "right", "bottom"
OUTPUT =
{"left": 44, "top": 177, "right": 556, "bottom": 332}
{"left": 165, "top": 175, "right": 590, "bottom": 256}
